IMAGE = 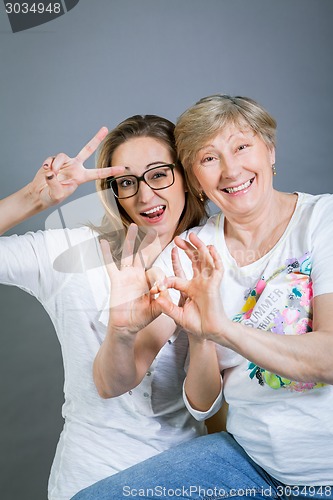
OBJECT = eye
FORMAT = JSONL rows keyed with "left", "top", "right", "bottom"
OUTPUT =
{"left": 146, "top": 166, "right": 171, "bottom": 182}
{"left": 118, "top": 178, "right": 135, "bottom": 189}
{"left": 201, "top": 155, "right": 217, "bottom": 164}
{"left": 151, "top": 170, "right": 167, "bottom": 179}
{"left": 237, "top": 144, "right": 249, "bottom": 152}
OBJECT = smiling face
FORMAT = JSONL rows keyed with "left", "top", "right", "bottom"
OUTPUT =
{"left": 111, "top": 136, "right": 186, "bottom": 248}
{"left": 193, "top": 123, "right": 276, "bottom": 221}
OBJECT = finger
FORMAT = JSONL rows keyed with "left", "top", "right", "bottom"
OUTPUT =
{"left": 134, "top": 229, "right": 161, "bottom": 269}
{"left": 145, "top": 266, "right": 166, "bottom": 291}
{"left": 83, "top": 166, "right": 125, "bottom": 182}
{"left": 76, "top": 127, "right": 109, "bottom": 164}
{"left": 174, "top": 236, "right": 196, "bottom": 260}
{"left": 154, "top": 295, "right": 183, "bottom": 325}
{"left": 171, "top": 247, "right": 186, "bottom": 279}
{"left": 42, "top": 157, "right": 66, "bottom": 201}
{"left": 174, "top": 234, "right": 205, "bottom": 265}
{"left": 52, "top": 153, "right": 71, "bottom": 175}
{"left": 173, "top": 235, "right": 194, "bottom": 252}
{"left": 171, "top": 247, "right": 187, "bottom": 307}
{"left": 42, "top": 156, "right": 56, "bottom": 177}
{"left": 208, "top": 245, "right": 223, "bottom": 272}
{"left": 83, "top": 165, "right": 125, "bottom": 183}
{"left": 44, "top": 171, "right": 65, "bottom": 202}
{"left": 121, "top": 224, "right": 138, "bottom": 266}
{"left": 173, "top": 236, "right": 201, "bottom": 275}
{"left": 161, "top": 276, "right": 189, "bottom": 295}
{"left": 188, "top": 232, "right": 215, "bottom": 271}
{"left": 100, "top": 239, "right": 117, "bottom": 276}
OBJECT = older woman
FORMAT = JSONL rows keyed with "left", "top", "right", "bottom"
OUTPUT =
{"left": 75, "top": 95, "right": 333, "bottom": 499}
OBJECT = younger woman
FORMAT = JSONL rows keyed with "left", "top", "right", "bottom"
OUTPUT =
{"left": 0, "top": 115, "right": 210, "bottom": 500}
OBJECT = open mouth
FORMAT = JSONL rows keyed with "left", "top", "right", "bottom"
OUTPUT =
{"left": 140, "top": 205, "right": 166, "bottom": 219}
{"left": 223, "top": 177, "right": 255, "bottom": 194}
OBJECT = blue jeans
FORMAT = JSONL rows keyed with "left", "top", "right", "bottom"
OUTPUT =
{"left": 71, "top": 432, "right": 333, "bottom": 500}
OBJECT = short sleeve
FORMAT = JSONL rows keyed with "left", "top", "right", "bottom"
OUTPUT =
{"left": 0, "top": 226, "right": 96, "bottom": 301}
{"left": 309, "top": 195, "right": 333, "bottom": 297}
{"left": 0, "top": 231, "right": 53, "bottom": 298}
{"left": 182, "top": 376, "right": 223, "bottom": 421}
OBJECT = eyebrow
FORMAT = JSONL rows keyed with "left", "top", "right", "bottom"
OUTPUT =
{"left": 124, "top": 161, "right": 170, "bottom": 171}
{"left": 198, "top": 130, "right": 252, "bottom": 152}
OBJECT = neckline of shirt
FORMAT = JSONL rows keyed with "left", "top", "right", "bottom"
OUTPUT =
{"left": 214, "top": 192, "right": 305, "bottom": 275}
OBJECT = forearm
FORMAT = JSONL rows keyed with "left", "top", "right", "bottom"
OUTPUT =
{"left": 93, "top": 329, "right": 143, "bottom": 398}
{"left": 94, "top": 315, "right": 176, "bottom": 398}
{"left": 0, "top": 184, "right": 43, "bottom": 235}
{"left": 213, "top": 319, "right": 333, "bottom": 384}
{"left": 184, "top": 338, "right": 222, "bottom": 412}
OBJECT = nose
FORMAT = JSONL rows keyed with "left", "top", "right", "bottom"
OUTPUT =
{"left": 219, "top": 155, "right": 242, "bottom": 180}
{"left": 136, "top": 179, "right": 155, "bottom": 203}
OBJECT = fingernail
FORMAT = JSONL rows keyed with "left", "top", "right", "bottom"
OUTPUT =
{"left": 157, "top": 282, "right": 167, "bottom": 291}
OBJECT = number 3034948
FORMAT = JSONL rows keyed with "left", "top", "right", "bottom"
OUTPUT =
{"left": 5, "top": 3, "right": 61, "bottom": 14}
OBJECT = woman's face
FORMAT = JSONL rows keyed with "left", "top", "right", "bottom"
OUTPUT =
{"left": 192, "top": 123, "right": 275, "bottom": 220}
{"left": 111, "top": 136, "right": 186, "bottom": 248}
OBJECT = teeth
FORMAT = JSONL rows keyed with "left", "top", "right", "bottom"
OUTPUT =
{"left": 143, "top": 205, "right": 164, "bottom": 215}
{"left": 225, "top": 179, "right": 252, "bottom": 193}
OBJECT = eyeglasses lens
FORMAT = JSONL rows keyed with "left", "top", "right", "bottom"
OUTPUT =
{"left": 111, "top": 165, "right": 174, "bottom": 199}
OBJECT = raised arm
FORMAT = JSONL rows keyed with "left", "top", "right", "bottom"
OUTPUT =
{"left": 170, "top": 245, "right": 222, "bottom": 413}
{"left": 184, "top": 336, "right": 222, "bottom": 414}
{"left": 93, "top": 225, "right": 176, "bottom": 398}
{"left": 0, "top": 127, "right": 124, "bottom": 235}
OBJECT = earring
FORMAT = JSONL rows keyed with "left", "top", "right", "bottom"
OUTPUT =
{"left": 272, "top": 164, "right": 277, "bottom": 176}
{"left": 199, "top": 191, "right": 205, "bottom": 202}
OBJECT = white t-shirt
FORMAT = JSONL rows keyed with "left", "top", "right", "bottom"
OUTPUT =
{"left": 0, "top": 227, "right": 206, "bottom": 500}
{"left": 156, "top": 192, "right": 333, "bottom": 486}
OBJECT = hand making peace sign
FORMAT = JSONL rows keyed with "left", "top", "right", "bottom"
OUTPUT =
{"left": 30, "top": 127, "right": 124, "bottom": 209}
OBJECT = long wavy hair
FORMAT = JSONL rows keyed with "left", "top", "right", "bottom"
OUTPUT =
{"left": 93, "top": 114, "right": 207, "bottom": 258}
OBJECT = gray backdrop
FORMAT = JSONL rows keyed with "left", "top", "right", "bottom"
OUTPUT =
{"left": 1, "top": 1, "right": 332, "bottom": 498}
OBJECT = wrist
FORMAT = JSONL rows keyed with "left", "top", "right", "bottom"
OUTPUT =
{"left": 208, "top": 317, "right": 235, "bottom": 347}
{"left": 189, "top": 335, "right": 208, "bottom": 345}
{"left": 108, "top": 325, "right": 139, "bottom": 343}
{"left": 25, "top": 182, "right": 44, "bottom": 212}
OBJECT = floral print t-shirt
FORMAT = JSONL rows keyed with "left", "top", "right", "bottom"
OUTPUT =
{"left": 156, "top": 192, "right": 333, "bottom": 486}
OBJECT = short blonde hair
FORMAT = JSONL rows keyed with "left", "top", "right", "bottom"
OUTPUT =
{"left": 175, "top": 95, "right": 277, "bottom": 196}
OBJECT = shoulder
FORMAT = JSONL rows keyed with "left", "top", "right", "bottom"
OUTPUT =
{"left": 298, "top": 192, "right": 333, "bottom": 214}
{"left": 298, "top": 193, "right": 333, "bottom": 234}
{"left": 46, "top": 226, "right": 102, "bottom": 273}
{"left": 180, "top": 213, "right": 223, "bottom": 241}
{"left": 1, "top": 226, "right": 99, "bottom": 270}
{"left": 34, "top": 226, "right": 97, "bottom": 258}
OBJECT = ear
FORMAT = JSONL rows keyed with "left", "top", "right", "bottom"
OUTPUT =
{"left": 269, "top": 146, "right": 276, "bottom": 165}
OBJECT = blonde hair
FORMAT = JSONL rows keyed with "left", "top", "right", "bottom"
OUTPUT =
{"left": 94, "top": 115, "right": 207, "bottom": 257}
{"left": 175, "top": 94, "right": 277, "bottom": 197}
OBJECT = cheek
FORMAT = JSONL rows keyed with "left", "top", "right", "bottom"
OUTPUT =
{"left": 169, "top": 180, "right": 186, "bottom": 215}
{"left": 118, "top": 200, "right": 135, "bottom": 219}
{"left": 171, "top": 187, "right": 186, "bottom": 212}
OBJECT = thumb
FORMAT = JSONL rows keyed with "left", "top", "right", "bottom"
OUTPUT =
{"left": 146, "top": 266, "right": 166, "bottom": 291}
{"left": 100, "top": 239, "right": 117, "bottom": 277}
{"left": 155, "top": 294, "right": 183, "bottom": 325}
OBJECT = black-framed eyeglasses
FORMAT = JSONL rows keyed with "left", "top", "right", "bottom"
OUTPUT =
{"left": 107, "top": 163, "right": 176, "bottom": 199}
